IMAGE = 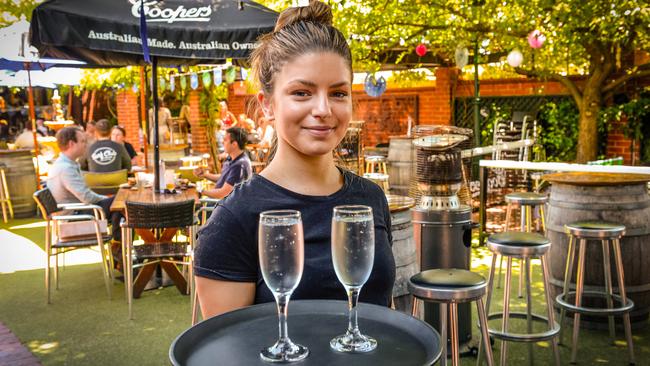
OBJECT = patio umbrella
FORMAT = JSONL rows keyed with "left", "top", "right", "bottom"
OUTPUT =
{"left": 31, "top": 0, "right": 278, "bottom": 191}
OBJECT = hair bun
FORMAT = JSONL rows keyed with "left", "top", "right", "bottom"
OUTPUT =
{"left": 274, "top": 0, "right": 333, "bottom": 32}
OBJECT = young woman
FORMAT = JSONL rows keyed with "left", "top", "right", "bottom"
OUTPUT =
{"left": 111, "top": 125, "right": 138, "bottom": 164}
{"left": 195, "top": 0, "right": 395, "bottom": 319}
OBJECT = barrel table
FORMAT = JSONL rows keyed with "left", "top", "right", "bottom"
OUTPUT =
{"left": 545, "top": 172, "right": 650, "bottom": 329}
{"left": 386, "top": 194, "right": 418, "bottom": 314}
{"left": 0, "top": 149, "right": 38, "bottom": 217}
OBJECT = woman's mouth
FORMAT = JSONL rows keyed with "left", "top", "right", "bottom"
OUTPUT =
{"left": 303, "top": 126, "right": 335, "bottom": 138}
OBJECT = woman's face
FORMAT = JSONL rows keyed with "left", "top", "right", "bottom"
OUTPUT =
{"left": 260, "top": 52, "right": 352, "bottom": 157}
{"left": 111, "top": 129, "right": 125, "bottom": 143}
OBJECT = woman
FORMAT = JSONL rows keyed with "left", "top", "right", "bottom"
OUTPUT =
{"left": 111, "top": 125, "right": 138, "bottom": 164}
{"left": 195, "top": 0, "right": 395, "bottom": 319}
{"left": 218, "top": 100, "right": 238, "bottom": 128}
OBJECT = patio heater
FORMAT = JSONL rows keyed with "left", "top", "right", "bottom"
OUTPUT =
{"left": 411, "top": 125, "right": 475, "bottom": 352}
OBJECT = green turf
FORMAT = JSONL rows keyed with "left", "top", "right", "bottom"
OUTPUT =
{"left": 1, "top": 217, "right": 649, "bottom": 365}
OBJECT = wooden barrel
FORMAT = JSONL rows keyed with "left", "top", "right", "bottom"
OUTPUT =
{"left": 387, "top": 136, "right": 414, "bottom": 197}
{"left": 387, "top": 195, "right": 418, "bottom": 315}
{"left": 0, "top": 149, "right": 38, "bottom": 217}
{"left": 545, "top": 173, "right": 650, "bottom": 329}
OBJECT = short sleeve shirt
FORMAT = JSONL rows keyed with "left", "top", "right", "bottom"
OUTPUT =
{"left": 216, "top": 152, "right": 252, "bottom": 188}
{"left": 195, "top": 169, "right": 396, "bottom": 306}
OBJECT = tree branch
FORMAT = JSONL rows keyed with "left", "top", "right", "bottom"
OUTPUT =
{"left": 515, "top": 67, "right": 583, "bottom": 106}
{"left": 602, "top": 63, "right": 650, "bottom": 94}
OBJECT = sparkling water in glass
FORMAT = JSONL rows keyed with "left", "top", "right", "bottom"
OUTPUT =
{"left": 259, "top": 210, "right": 309, "bottom": 362}
{"left": 330, "top": 205, "right": 377, "bottom": 353}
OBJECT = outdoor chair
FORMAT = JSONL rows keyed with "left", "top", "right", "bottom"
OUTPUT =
{"left": 33, "top": 188, "right": 113, "bottom": 304}
{"left": 83, "top": 169, "right": 128, "bottom": 195}
{"left": 121, "top": 199, "right": 196, "bottom": 320}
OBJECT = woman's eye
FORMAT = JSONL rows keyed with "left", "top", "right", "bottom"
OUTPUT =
{"left": 292, "top": 90, "right": 310, "bottom": 97}
{"left": 332, "top": 91, "right": 349, "bottom": 98}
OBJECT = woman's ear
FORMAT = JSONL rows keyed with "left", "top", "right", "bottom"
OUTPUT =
{"left": 257, "top": 91, "right": 275, "bottom": 121}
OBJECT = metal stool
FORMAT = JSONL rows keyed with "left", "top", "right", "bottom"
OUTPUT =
{"left": 409, "top": 269, "right": 493, "bottom": 366}
{"left": 484, "top": 232, "right": 561, "bottom": 366}
{"left": 0, "top": 164, "right": 14, "bottom": 223}
{"left": 557, "top": 221, "right": 635, "bottom": 364}
{"left": 498, "top": 192, "right": 548, "bottom": 298}
{"left": 363, "top": 172, "right": 390, "bottom": 193}
{"left": 364, "top": 155, "right": 388, "bottom": 174}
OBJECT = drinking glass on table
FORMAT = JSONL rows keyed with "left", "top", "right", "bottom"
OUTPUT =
{"left": 259, "top": 210, "right": 309, "bottom": 363}
{"left": 330, "top": 205, "right": 377, "bottom": 353}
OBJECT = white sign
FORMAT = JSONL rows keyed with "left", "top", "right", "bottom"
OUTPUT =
{"left": 130, "top": 0, "right": 212, "bottom": 23}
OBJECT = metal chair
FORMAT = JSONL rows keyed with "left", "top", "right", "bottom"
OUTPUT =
{"left": 409, "top": 269, "right": 493, "bottom": 366}
{"left": 0, "top": 164, "right": 13, "bottom": 223}
{"left": 557, "top": 221, "right": 635, "bottom": 364}
{"left": 484, "top": 232, "right": 561, "bottom": 366}
{"left": 33, "top": 188, "right": 113, "bottom": 304}
{"left": 83, "top": 169, "right": 128, "bottom": 195}
{"left": 121, "top": 199, "right": 196, "bottom": 320}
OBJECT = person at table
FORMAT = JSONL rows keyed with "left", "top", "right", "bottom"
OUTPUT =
{"left": 195, "top": 1, "right": 395, "bottom": 319}
{"left": 111, "top": 125, "right": 138, "bottom": 165}
{"left": 79, "top": 119, "right": 132, "bottom": 173}
{"left": 194, "top": 127, "right": 252, "bottom": 199}
{"left": 218, "top": 101, "right": 238, "bottom": 129}
{"left": 47, "top": 127, "right": 122, "bottom": 241}
{"left": 84, "top": 120, "right": 97, "bottom": 147}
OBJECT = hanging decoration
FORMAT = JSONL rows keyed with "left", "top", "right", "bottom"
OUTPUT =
{"left": 241, "top": 68, "right": 248, "bottom": 81}
{"left": 190, "top": 73, "right": 199, "bottom": 89}
{"left": 364, "top": 73, "right": 386, "bottom": 97}
{"left": 527, "top": 30, "right": 546, "bottom": 49}
{"left": 455, "top": 46, "right": 469, "bottom": 69}
{"left": 506, "top": 49, "right": 524, "bottom": 67}
{"left": 170, "top": 75, "right": 175, "bottom": 92}
{"left": 180, "top": 75, "right": 187, "bottom": 89}
{"left": 202, "top": 72, "right": 212, "bottom": 88}
{"left": 132, "top": 83, "right": 138, "bottom": 93}
{"left": 159, "top": 77, "right": 166, "bottom": 91}
{"left": 214, "top": 68, "right": 223, "bottom": 86}
{"left": 225, "top": 66, "right": 237, "bottom": 84}
{"left": 415, "top": 43, "right": 427, "bottom": 57}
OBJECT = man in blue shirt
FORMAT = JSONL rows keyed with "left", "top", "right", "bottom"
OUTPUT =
{"left": 195, "top": 127, "right": 252, "bottom": 199}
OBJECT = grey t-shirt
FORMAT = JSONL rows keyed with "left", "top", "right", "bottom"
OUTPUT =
{"left": 79, "top": 139, "right": 132, "bottom": 172}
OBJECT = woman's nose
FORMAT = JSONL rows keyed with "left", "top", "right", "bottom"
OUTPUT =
{"left": 312, "top": 93, "right": 332, "bottom": 119}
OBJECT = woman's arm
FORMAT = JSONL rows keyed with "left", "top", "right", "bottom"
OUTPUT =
{"left": 195, "top": 277, "right": 256, "bottom": 318}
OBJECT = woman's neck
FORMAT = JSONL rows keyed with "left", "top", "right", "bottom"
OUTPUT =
{"left": 261, "top": 144, "right": 343, "bottom": 196}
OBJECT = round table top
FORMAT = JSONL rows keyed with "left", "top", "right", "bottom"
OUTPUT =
{"left": 543, "top": 172, "right": 650, "bottom": 186}
{"left": 386, "top": 194, "right": 415, "bottom": 213}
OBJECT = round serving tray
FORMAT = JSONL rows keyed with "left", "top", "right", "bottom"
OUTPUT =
{"left": 170, "top": 300, "right": 441, "bottom": 366}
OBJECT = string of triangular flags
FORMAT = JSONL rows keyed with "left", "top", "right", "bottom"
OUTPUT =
{"left": 131, "top": 65, "right": 248, "bottom": 93}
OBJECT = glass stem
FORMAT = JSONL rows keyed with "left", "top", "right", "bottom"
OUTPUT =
{"left": 276, "top": 293, "right": 290, "bottom": 342}
{"left": 347, "top": 287, "right": 361, "bottom": 336}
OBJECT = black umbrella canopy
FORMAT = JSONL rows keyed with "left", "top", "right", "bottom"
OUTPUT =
{"left": 30, "top": 0, "right": 278, "bottom": 66}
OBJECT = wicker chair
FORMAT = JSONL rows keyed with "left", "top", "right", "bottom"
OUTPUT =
{"left": 83, "top": 169, "right": 128, "bottom": 195}
{"left": 121, "top": 199, "right": 196, "bottom": 319}
{"left": 33, "top": 188, "right": 113, "bottom": 304}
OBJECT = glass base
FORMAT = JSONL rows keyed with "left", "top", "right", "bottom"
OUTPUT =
{"left": 260, "top": 340, "right": 309, "bottom": 363}
{"left": 330, "top": 331, "right": 377, "bottom": 353}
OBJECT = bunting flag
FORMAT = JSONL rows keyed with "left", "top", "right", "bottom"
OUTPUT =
{"left": 214, "top": 68, "right": 222, "bottom": 85}
{"left": 202, "top": 71, "right": 212, "bottom": 87}
{"left": 180, "top": 75, "right": 187, "bottom": 89}
{"left": 159, "top": 77, "right": 166, "bottom": 90}
{"left": 170, "top": 75, "right": 175, "bottom": 91}
{"left": 190, "top": 73, "right": 199, "bottom": 89}
{"left": 132, "top": 83, "right": 138, "bottom": 93}
{"left": 225, "top": 66, "right": 236, "bottom": 84}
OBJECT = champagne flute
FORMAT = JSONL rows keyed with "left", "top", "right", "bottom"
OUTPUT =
{"left": 259, "top": 210, "right": 309, "bottom": 363}
{"left": 330, "top": 205, "right": 377, "bottom": 353}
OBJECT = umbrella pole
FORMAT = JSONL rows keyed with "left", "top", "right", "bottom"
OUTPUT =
{"left": 25, "top": 63, "right": 42, "bottom": 189}
{"left": 140, "top": 67, "right": 148, "bottom": 169}
{"left": 152, "top": 57, "right": 160, "bottom": 192}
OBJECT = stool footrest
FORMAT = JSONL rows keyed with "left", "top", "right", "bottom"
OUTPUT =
{"left": 556, "top": 291, "right": 634, "bottom": 316}
{"left": 487, "top": 312, "right": 560, "bottom": 342}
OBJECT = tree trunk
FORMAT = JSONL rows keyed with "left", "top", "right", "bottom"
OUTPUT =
{"left": 576, "top": 88, "right": 602, "bottom": 163}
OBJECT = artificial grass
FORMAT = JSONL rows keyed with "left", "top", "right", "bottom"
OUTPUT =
{"left": 1, "top": 217, "right": 649, "bottom": 365}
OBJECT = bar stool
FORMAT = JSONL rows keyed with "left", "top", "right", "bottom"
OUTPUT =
{"left": 363, "top": 172, "right": 390, "bottom": 193}
{"left": 409, "top": 269, "right": 494, "bottom": 366}
{"left": 0, "top": 164, "right": 14, "bottom": 223}
{"left": 364, "top": 155, "right": 388, "bottom": 174}
{"left": 484, "top": 232, "right": 561, "bottom": 366}
{"left": 497, "top": 192, "right": 548, "bottom": 297}
{"left": 557, "top": 221, "right": 635, "bottom": 364}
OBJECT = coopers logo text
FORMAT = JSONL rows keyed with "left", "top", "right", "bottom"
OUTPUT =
{"left": 130, "top": 0, "right": 212, "bottom": 23}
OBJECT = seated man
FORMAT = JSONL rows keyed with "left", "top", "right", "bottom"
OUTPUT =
{"left": 48, "top": 127, "right": 121, "bottom": 242}
{"left": 79, "top": 119, "right": 132, "bottom": 172}
{"left": 195, "top": 127, "right": 252, "bottom": 199}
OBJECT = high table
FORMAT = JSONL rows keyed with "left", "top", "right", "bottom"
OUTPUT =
{"left": 110, "top": 185, "right": 199, "bottom": 297}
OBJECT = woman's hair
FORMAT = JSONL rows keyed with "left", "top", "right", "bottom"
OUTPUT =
{"left": 112, "top": 125, "right": 126, "bottom": 137}
{"left": 249, "top": 0, "right": 352, "bottom": 95}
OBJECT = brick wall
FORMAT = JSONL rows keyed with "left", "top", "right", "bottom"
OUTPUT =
{"left": 116, "top": 90, "right": 142, "bottom": 165}
{"left": 606, "top": 119, "right": 640, "bottom": 164}
{"left": 188, "top": 90, "right": 210, "bottom": 154}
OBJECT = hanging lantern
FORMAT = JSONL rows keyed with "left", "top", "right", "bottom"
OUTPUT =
{"left": 180, "top": 75, "right": 187, "bottom": 90}
{"left": 159, "top": 77, "right": 166, "bottom": 91}
{"left": 190, "top": 73, "right": 199, "bottom": 90}
{"left": 455, "top": 46, "right": 469, "bottom": 69}
{"left": 170, "top": 75, "right": 175, "bottom": 92}
{"left": 202, "top": 72, "right": 212, "bottom": 88}
{"left": 506, "top": 49, "right": 524, "bottom": 67}
{"left": 415, "top": 43, "right": 427, "bottom": 57}
{"left": 214, "top": 68, "right": 223, "bottom": 86}
{"left": 527, "top": 30, "right": 546, "bottom": 49}
{"left": 225, "top": 66, "right": 237, "bottom": 84}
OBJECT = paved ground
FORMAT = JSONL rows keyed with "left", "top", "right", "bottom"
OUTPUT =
{"left": 0, "top": 322, "right": 41, "bottom": 366}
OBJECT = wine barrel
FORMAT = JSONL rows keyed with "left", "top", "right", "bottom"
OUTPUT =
{"left": 387, "top": 136, "right": 414, "bottom": 197}
{"left": 0, "top": 149, "right": 38, "bottom": 217}
{"left": 387, "top": 195, "right": 418, "bottom": 315}
{"left": 545, "top": 173, "right": 650, "bottom": 329}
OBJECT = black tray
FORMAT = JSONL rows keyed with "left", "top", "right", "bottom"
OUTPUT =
{"left": 170, "top": 300, "right": 441, "bottom": 366}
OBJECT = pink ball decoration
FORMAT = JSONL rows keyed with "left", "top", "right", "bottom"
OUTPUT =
{"left": 527, "top": 30, "right": 546, "bottom": 49}
{"left": 506, "top": 50, "right": 524, "bottom": 67}
{"left": 415, "top": 44, "right": 427, "bottom": 57}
